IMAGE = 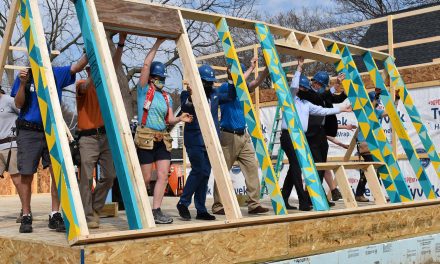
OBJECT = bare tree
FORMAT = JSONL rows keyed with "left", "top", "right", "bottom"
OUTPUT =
{"left": 333, "top": 0, "right": 440, "bottom": 21}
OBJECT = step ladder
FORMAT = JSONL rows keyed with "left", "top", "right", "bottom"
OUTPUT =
{"left": 260, "top": 104, "right": 285, "bottom": 198}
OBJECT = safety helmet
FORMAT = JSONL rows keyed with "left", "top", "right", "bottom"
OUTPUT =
{"left": 368, "top": 91, "right": 380, "bottom": 104}
{"left": 299, "top": 74, "right": 311, "bottom": 90}
{"left": 311, "top": 71, "right": 330, "bottom": 88}
{"left": 198, "top": 64, "right": 217, "bottom": 82}
{"left": 150, "top": 61, "right": 166, "bottom": 78}
{"left": 240, "top": 63, "right": 247, "bottom": 72}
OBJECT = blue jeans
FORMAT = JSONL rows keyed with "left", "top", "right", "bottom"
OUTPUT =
{"left": 178, "top": 145, "right": 211, "bottom": 213}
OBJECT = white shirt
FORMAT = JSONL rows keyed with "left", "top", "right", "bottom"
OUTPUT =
{"left": 281, "top": 71, "right": 340, "bottom": 132}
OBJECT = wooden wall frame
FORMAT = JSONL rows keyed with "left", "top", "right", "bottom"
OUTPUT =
{"left": 2, "top": 0, "right": 438, "bottom": 246}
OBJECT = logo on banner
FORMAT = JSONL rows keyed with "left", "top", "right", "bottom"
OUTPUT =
{"left": 416, "top": 148, "right": 430, "bottom": 168}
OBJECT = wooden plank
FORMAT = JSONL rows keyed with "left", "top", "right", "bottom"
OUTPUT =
{"left": 9, "top": 46, "right": 61, "bottom": 56}
{"left": 364, "top": 164, "right": 387, "bottom": 205}
{"left": 275, "top": 40, "right": 341, "bottom": 63}
{"left": 387, "top": 15, "right": 398, "bottom": 158}
{"left": 0, "top": 0, "right": 19, "bottom": 80}
{"left": 109, "top": 0, "right": 391, "bottom": 60}
{"left": 74, "top": 0, "right": 155, "bottom": 229}
{"left": 4, "top": 65, "right": 30, "bottom": 70}
{"left": 216, "top": 18, "right": 286, "bottom": 214}
{"left": 22, "top": 0, "right": 89, "bottom": 242}
{"left": 94, "top": 0, "right": 182, "bottom": 39}
{"left": 175, "top": 10, "right": 242, "bottom": 220}
{"left": 256, "top": 23, "right": 329, "bottom": 211}
{"left": 74, "top": 199, "right": 440, "bottom": 245}
{"left": 99, "top": 202, "right": 119, "bottom": 218}
{"left": 333, "top": 166, "right": 358, "bottom": 209}
{"left": 315, "top": 161, "right": 384, "bottom": 171}
{"left": 343, "top": 128, "right": 359, "bottom": 162}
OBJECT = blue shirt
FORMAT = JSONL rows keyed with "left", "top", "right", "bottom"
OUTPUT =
{"left": 137, "top": 84, "right": 173, "bottom": 131}
{"left": 219, "top": 82, "right": 246, "bottom": 131}
{"left": 11, "top": 66, "right": 76, "bottom": 125}
{"left": 181, "top": 84, "right": 235, "bottom": 147}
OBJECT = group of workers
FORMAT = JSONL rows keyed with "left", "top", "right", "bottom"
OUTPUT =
{"left": 0, "top": 34, "right": 390, "bottom": 234}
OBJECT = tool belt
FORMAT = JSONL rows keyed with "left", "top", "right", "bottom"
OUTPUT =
{"left": 0, "top": 136, "right": 16, "bottom": 145}
{"left": 134, "top": 126, "right": 173, "bottom": 152}
{"left": 77, "top": 126, "right": 106, "bottom": 138}
{"left": 16, "top": 119, "right": 44, "bottom": 132}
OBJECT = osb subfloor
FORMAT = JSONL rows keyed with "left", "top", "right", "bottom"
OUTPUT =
{"left": 0, "top": 193, "right": 355, "bottom": 246}
{"left": 3, "top": 194, "right": 440, "bottom": 263}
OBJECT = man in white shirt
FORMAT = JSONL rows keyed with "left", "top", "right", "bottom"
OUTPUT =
{"left": 280, "top": 58, "right": 352, "bottom": 210}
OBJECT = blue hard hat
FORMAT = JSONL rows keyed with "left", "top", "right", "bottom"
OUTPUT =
{"left": 312, "top": 71, "right": 330, "bottom": 88}
{"left": 150, "top": 61, "right": 166, "bottom": 78}
{"left": 198, "top": 64, "right": 217, "bottom": 82}
{"left": 299, "top": 74, "right": 310, "bottom": 89}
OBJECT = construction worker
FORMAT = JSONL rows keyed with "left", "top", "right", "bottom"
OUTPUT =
{"left": 75, "top": 33, "right": 126, "bottom": 229}
{"left": 0, "top": 86, "right": 20, "bottom": 216}
{"left": 134, "top": 37, "right": 193, "bottom": 224}
{"left": 296, "top": 68, "right": 347, "bottom": 206}
{"left": 281, "top": 57, "right": 352, "bottom": 211}
{"left": 355, "top": 89, "right": 394, "bottom": 202}
{"left": 11, "top": 54, "right": 88, "bottom": 233}
{"left": 212, "top": 58, "right": 271, "bottom": 215}
{"left": 176, "top": 64, "right": 236, "bottom": 221}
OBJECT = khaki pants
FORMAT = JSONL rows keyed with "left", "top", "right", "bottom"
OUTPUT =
{"left": 212, "top": 131, "right": 261, "bottom": 212}
{"left": 79, "top": 134, "right": 116, "bottom": 222}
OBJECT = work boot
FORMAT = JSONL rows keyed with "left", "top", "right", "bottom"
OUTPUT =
{"left": 196, "top": 211, "right": 216, "bottom": 221}
{"left": 48, "top": 212, "right": 66, "bottom": 232}
{"left": 283, "top": 198, "right": 297, "bottom": 210}
{"left": 176, "top": 203, "right": 191, "bottom": 221}
{"left": 87, "top": 211, "right": 100, "bottom": 229}
{"left": 355, "top": 195, "right": 369, "bottom": 202}
{"left": 19, "top": 215, "right": 33, "bottom": 233}
{"left": 152, "top": 208, "right": 173, "bottom": 224}
{"left": 331, "top": 188, "right": 342, "bottom": 201}
{"left": 248, "top": 206, "right": 269, "bottom": 214}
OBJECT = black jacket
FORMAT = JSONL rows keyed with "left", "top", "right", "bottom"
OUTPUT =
{"left": 297, "top": 89, "right": 347, "bottom": 137}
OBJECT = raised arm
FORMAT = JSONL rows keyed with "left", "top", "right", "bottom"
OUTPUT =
{"left": 139, "top": 38, "right": 165, "bottom": 87}
{"left": 14, "top": 70, "right": 29, "bottom": 109}
{"left": 70, "top": 54, "right": 88, "bottom": 75}
{"left": 113, "top": 33, "right": 127, "bottom": 68}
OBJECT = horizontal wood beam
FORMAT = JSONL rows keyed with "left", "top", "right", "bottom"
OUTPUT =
{"left": 315, "top": 161, "right": 384, "bottom": 171}
{"left": 372, "top": 35, "right": 440, "bottom": 51}
{"left": 73, "top": 198, "right": 440, "bottom": 245}
{"left": 312, "top": 5, "right": 440, "bottom": 35}
{"left": 109, "top": 0, "right": 390, "bottom": 60}
{"left": 275, "top": 40, "right": 341, "bottom": 63}
{"left": 94, "top": 0, "right": 183, "bottom": 39}
{"left": 9, "top": 46, "right": 61, "bottom": 56}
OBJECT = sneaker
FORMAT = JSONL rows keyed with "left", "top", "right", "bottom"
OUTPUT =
{"left": 196, "top": 212, "right": 216, "bottom": 221}
{"left": 16, "top": 209, "right": 33, "bottom": 223}
{"left": 248, "top": 206, "right": 269, "bottom": 214}
{"left": 19, "top": 215, "right": 33, "bottom": 233}
{"left": 176, "top": 203, "right": 191, "bottom": 221}
{"left": 48, "top": 212, "right": 66, "bottom": 232}
{"left": 327, "top": 199, "right": 336, "bottom": 207}
{"left": 152, "top": 208, "right": 173, "bottom": 224}
{"left": 355, "top": 195, "right": 370, "bottom": 202}
{"left": 331, "top": 188, "right": 342, "bottom": 201}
